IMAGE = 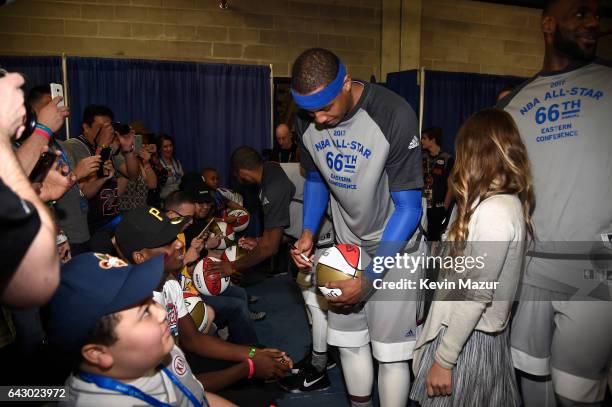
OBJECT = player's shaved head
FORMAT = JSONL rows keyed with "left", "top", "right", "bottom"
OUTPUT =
{"left": 231, "top": 146, "right": 263, "bottom": 172}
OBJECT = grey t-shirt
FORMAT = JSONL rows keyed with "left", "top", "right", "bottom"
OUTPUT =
{"left": 62, "top": 346, "right": 205, "bottom": 406}
{"left": 295, "top": 81, "right": 423, "bottom": 251}
{"left": 499, "top": 61, "right": 612, "bottom": 292}
{"left": 54, "top": 140, "right": 90, "bottom": 244}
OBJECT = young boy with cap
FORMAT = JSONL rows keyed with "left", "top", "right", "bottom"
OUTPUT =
{"left": 46, "top": 252, "right": 234, "bottom": 406}
{"left": 91, "top": 207, "right": 292, "bottom": 392}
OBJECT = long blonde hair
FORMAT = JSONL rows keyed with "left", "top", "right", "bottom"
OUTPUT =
{"left": 447, "top": 108, "right": 534, "bottom": 254}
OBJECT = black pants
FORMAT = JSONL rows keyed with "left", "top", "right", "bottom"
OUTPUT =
{"left": 426, "top": 206, "right": 447, "bottom": 242}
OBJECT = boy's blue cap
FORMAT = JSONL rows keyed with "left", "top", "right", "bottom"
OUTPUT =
{"left": 47, "top": 252, "right": 164, "bottom": 352}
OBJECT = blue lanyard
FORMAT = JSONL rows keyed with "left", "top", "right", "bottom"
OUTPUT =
{"left": 52, "top": 140, "right": 72, "bottom": 171}
{"left": 79, "top": 365, "right": 208, "bottom": 407}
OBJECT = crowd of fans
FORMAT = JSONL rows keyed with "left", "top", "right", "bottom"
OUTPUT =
{"left": 1, "top": 2, "right": 609, "bottom": 403}
{"left": 0, "top": 70, "right": 296, "bottom": 406}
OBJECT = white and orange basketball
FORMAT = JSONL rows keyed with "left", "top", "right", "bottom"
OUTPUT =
{"left": 209, "top": 221, "right": 235, "bottom": 250}
{"left": 315, "top": 244, "right": 370, "bottom": 298}
{"left": 183, "top": 292, "right": 208, "bottom": 332}
{"left": 192, "top": 257, "right": 230, "bottom": 296}
{"left": 227, "top": 209, "right": 250, "bottom": 232}
{"left": 221, "top": 245, "right": 248, "bottom": 262}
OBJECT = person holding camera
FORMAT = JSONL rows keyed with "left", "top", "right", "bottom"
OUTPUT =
{"left": 117, "top": 132, "right": 158, "bottom": 211}
{"left": 0, "top": 72, "right": 60, "bottom": 308}
{"left": 17, "top": 86, "right": 95, "bottom": 256}
{"left": 63, "top": 105, "right": 139, "bottom": 233}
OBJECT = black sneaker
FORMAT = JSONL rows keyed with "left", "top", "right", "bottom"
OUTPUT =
{"left": 291, "top": 351, "right": 336, "bottom": 374}
{"left": 278, "top": 363, "right": 330, "bottom": 393}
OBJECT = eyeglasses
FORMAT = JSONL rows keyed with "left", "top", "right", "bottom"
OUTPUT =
{"left": 167, "top": 214, "right": 192, "bottom": 225}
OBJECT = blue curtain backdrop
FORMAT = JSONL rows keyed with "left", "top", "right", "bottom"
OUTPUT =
{"left": 386, "top": 69, "right": 527, "bottom": 155}
{"left": 385, "top": 70, "right": 420, "bottom": 118}
{"left": 0, "top": 56, "right": 63, "bottom": 91}
{"left": 66, "top": 57, "right": 271, "bottom": 184}
{"left": 421, "top": 71, "right": 526, "bottom": 155}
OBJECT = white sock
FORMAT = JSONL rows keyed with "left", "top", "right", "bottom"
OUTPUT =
{"left": 339, "top": 345, "right": 374, "bottom": 397}
{"left": 378, "top": 361, "right": 410, "bottom": 407}
{"left": 521, "top": 375, "right": 557, "bottom": 407}
{"left": 307, "top": 303, "right": 328, "bottom": 354}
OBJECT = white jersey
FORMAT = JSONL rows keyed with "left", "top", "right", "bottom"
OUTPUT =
{"left": 153, "top": 278, "right": 188, "bottom": 338}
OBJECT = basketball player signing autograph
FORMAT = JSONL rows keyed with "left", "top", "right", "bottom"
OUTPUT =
{"left": 290, "top": 48, "right": 424, "bottom": 407}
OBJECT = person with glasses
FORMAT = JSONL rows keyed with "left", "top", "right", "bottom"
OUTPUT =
{"left": 63, "top": 105, "right": 139, "bottom": 233}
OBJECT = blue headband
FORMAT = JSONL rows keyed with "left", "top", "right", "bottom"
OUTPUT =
{"left": 291, "top": 61, "right": 346, "bottom": 111}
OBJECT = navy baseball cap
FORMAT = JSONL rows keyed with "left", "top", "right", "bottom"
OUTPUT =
{"left": 47, "top": 252, "right": 164, "bottom": 352}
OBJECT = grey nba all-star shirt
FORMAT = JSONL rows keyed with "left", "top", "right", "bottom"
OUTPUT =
{"left": 499, "top": 61, "right": 612, "bottom": 292}
{"left": 295, "top": 81, "right": 423, "bottom": 250}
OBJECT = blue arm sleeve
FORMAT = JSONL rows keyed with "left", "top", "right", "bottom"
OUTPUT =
{"left": 303, "top": 171, "right": 329, "bottom": 234}
{"left": 363, "top": 189, "right": 422, "bottom": 282}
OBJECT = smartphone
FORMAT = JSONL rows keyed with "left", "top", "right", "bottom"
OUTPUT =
{"left": 29, "top": 151, "right": 57, "bottom": 183}
{"left": 50, "top": 83, "right": 64, "bottom": 107}
{"left": 98, "top": 146, "right": 112, "bottom": 178}
{"left": 134, "top": 134, "right": 142, "bottom": 153}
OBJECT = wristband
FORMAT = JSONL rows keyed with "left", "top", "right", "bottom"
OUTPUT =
{"left": 34, "top": 123, "right": 53, "bottom": 141}
{"left": 122, "top": 145, "right": 134, "bottom": 154}
{"left": 246, "top": 358, "right": 255, "bottom": 379}
{"left": 248, "top": 347, "right": 257, "bottom": 359}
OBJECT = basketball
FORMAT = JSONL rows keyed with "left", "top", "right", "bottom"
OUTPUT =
{"left": 228, "top": 209, "right": 250, "bottom": 232}
{"left": 315, "top": 244, "right": 370, "bottom": 298}
{"left": 221, "top": 244, "right": 248, "bottom": 262}
{"left": 192, "top": 257, "right": 230, "bottom": 296}
{"left": 209, "top": 221, "right": 235, "bottom": 250}
{"left": 183, "top": 292, "right": 208, "bottom": 332}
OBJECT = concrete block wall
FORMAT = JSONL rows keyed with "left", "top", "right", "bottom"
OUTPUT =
{"left": 421, "top": 0, "right": 544, "bottom": 77}
{"left": 421, "top": 0, "right": 612, "bottom": 78}
{"left": 0, "top": 0, "right": 610, "bottom": 78}
{"left": 0, "top": 0, "right": 381, "bottom": 79}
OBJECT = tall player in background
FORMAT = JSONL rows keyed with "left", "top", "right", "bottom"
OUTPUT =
{"left": 497, "top": 1, "right": 612, "bottom": 405}
{"left": 290, "top": 48, "right": 424, "bottom": 407}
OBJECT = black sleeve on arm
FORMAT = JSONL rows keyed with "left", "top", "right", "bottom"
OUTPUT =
{"left": 0, "top": 179, "right": 41, "bottom": 278}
